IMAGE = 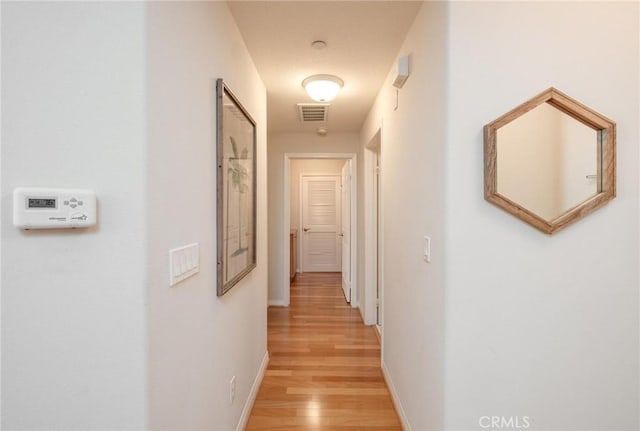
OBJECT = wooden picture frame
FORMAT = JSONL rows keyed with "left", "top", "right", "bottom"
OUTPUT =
{"left": 216, "top": 79, "right": 257, "bottom": 296}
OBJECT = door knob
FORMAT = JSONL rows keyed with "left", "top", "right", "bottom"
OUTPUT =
{"left": 303, "top": 227, "right": 310, "bottom": 232}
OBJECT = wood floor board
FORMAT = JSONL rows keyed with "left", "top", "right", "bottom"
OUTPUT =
{"left": 249, "top": 407, "right": 398, "bottom": 419}
{"left": 246, "top": 415, "right": 401, "bottom": 427}
{"left": 269, "top": 351, "right": 381, "bottom": 359}
{"left": 244, "top": 426, "right": 401, "bottom": 431}
{"left": 246, "top": 272, "right": 401, "bottom": 430}
{"left": 252, "top": 399, "right": 396, "bottom": 410}
{"left": 267, "top": 364, "right": 383, "bottom": 372}
{"left": 268, "top": 358, "right": 381, "bottom": 368}
{"left": 266, "top": 367, "right": 383, "bottom": 377}
{"left": 254, "top": 378, "right": 388, "bottom": 390}
{"left": 246, "top": 424, "right": 401, "bottom": 431}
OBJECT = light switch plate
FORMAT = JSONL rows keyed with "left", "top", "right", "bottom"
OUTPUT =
{"left": 169, "top": 243, "right": 199, "bottom": 287}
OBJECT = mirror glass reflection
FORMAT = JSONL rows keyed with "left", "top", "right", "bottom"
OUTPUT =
{"left": 496, "top": 102, "right": 599, "bottom": 221}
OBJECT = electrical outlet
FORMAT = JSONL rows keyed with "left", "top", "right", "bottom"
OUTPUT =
{"left": 230, "top": 376, "right": 236, "bottom": 404}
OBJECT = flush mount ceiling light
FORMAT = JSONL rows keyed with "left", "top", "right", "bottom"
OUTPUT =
{"left": 302, "top": 74, "right": 344, "bottom": 103}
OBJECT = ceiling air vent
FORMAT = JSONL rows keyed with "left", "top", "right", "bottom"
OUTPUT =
{"left": 297, "top": 103, "right": 329, "bottom": 123}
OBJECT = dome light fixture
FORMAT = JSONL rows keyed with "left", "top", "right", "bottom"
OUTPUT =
{"left": 302, "top": 74, "right": 344, "bottom": 103}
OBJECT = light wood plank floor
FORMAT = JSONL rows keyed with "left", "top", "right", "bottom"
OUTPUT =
{"left": 246, "top": 272, "right": 402, "bottom": 431}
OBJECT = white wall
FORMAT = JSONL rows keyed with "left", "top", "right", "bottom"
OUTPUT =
{"left": 2, "top": 3, "right": 148, "bottom": 429}
{"left": 497, "top": 103, "right": 563, "bottom": 220}
{"left": 290, "top": 159, "right": 346, "bottom": 272}
{"left": 497, "top": 103, "right": 598, "bottom": 221}
{"left": 146, "top": 2, "right": 267, "bottom": 430}
{"left": 267, "top": 133, "right": 359, "bottom": 304}
{"left": 362, "top": 2, "right": 639, "bottom": 430}
{"left": 360, "top": 2, "right": 446, "bottom": 429}
{"left": 445, "top": 2, "right": 639, "bottom": 430}
{"left": 2, "top": 3, "right": 268, "bottom": 430}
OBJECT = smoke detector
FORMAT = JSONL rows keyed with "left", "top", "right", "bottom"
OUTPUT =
{"left": 311, "top": 40, "right": 327, "bottom": 50}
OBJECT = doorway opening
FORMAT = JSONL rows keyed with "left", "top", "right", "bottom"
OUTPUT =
{"left": 282, "top": 153, "right": 357, "bottom": 307}
{"left": 363, "top": 130, "right": 383, "bottom": 334}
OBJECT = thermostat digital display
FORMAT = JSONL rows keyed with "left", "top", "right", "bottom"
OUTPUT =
{"left": 28, "top": 198, "right": 57, "bottom": 209}
{"left": 14, "top": 187, "right": 97, "bottom": 229}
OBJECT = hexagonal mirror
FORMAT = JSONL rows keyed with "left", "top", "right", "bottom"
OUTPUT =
{"left": 484, "top": 88, "right": 616, "bottom": 234}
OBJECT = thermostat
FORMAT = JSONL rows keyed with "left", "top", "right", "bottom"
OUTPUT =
{"left": 13, "top": 187, "right": 97, "bottom": 229}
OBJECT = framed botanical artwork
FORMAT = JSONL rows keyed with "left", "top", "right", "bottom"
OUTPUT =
{"left": 216, "top": 79, "right": 257, "bottom": 296}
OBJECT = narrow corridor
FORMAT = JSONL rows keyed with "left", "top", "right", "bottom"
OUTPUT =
{"left": 246, "top": 273, "right": 401, "bottom": 430}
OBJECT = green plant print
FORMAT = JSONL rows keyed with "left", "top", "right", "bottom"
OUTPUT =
{"left": 228, "top": 136, "right": 249, "bottom": 258}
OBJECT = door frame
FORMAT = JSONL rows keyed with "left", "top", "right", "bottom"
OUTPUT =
{"left": 283, "top": 153, "right": 357, "bottom": 308}
{"left": 340, "top": 160, "right": 352, "bottom": 302}
{"left": 363, "top": 130, "right": 382, "bottom": 326}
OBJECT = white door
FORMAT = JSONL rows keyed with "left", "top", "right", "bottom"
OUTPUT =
{"left": 301, "top": 175, "right": 341, "bottom": 272}
{"left": 341, "top": 162, "right": 352, "bottom": 303}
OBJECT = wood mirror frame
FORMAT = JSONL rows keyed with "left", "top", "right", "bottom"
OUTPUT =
{"left": 484, "top": 87, "right": 616, "bottom": 235}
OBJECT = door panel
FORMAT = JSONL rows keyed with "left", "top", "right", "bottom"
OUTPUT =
{"left": 301, "top": 175, "right": 341, "bottom": 272}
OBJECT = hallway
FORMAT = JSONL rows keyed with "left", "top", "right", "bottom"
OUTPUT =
{"left": 246, "top": 273, "right": 401, "bottom": 430}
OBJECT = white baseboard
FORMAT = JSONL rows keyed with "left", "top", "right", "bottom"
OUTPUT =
{"left": 382, "top": 360, "right": 411, "bottom": 431}
{"left": 268, "top": 299, "right": 287, "bottom": 307}
{"left": 236, "top": 351, "right": 269, "bottom": 431}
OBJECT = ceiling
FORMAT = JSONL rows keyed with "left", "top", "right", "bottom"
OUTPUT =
{"left": 227, "top": 1, "right": 423, "bottom": 135}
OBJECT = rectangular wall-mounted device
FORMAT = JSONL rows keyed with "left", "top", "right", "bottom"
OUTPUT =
{"left": 393, "top": 55, "right": 410, "bottom": 89}
{"left": 13, "top": 187, "right": 97, "bottom": 229}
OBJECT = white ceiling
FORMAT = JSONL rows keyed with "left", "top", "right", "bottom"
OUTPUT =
{"left": 227, "top": 1, "right": 423, "bottom": 134}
